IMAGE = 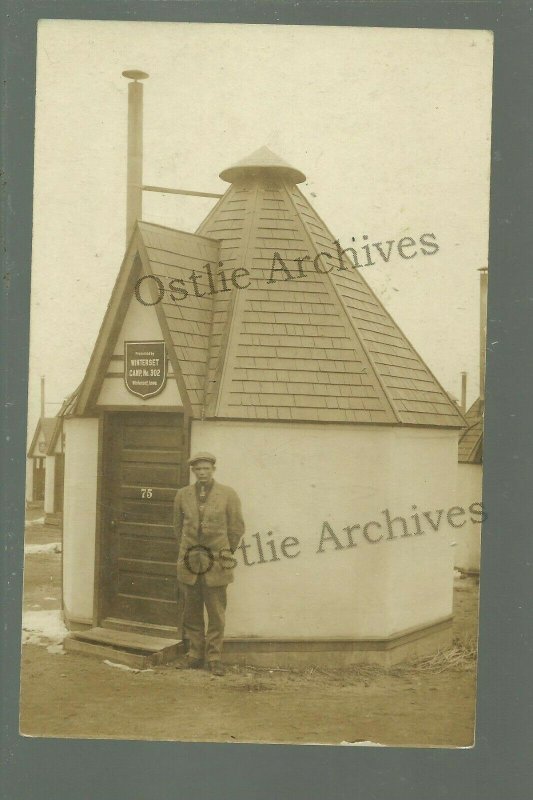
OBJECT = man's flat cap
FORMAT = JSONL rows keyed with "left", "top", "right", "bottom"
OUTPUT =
{"left": 188, "top": 451, "right": 217, "bottom": 467}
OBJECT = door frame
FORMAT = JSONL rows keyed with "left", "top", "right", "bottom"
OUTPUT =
{"left": 92, "top": 406, "right": 191, "bottom": 628}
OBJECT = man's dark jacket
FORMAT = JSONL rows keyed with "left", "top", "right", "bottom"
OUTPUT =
{"left": 173, "top": 482, "right": 245, "bottom": 587}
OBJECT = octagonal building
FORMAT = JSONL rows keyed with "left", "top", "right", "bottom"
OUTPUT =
{"left": 61, "top": 147, "right": 465, "bottom": 666}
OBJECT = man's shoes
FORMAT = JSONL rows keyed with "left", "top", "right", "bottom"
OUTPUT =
{"left": 176, "top": 656, "right": 203, "bottom": 670}
{"left": 207, "top": 661, "right": 225, "bottom": 676}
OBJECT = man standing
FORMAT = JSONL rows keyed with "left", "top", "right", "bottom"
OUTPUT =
{"left": 174, "top": 452, "right": 245, "bottom": 676}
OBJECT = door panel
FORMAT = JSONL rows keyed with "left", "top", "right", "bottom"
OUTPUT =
{"left": 121, "top": 499, "right": 174, "bottom": 524}
{"left": 122, "top": 463, "right": 181, "bottom": 487}
{"left": 118, "top": 534, "right": 176, "bottom": 563}
{"left": 118, "top": 572, "right": 177, "bottom": 602}
{"left": 120, "top": 485, "right": 177, "bottom": 502}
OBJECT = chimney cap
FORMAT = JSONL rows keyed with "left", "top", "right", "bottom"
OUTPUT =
{"left": 122, "top": 70, "right": 149, "bottom": 81}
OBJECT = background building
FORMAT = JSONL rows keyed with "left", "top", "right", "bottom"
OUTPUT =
{"left": 26, "top": 417, "right": 55, "bottom": 508}
{"left": 455, "top": 268, "right": 487, "bottom": 575}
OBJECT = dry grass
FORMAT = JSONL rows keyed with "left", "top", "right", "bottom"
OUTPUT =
{"left": 404, "top": 637, "right": 478, "bottom": 674}
{"left": 348, "top": 636, "right": 478, "bottom": 679}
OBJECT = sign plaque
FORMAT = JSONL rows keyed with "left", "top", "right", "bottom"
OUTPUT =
{"left": 124, "top": 341, "right": 167, "bottom": 399}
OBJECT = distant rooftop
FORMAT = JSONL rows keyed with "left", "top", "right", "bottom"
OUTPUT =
{"left": 458, "top": 398, "right": 483, "bottom": 463}
{"left": 27, "top": 417, "right": 56, "bottom": 458}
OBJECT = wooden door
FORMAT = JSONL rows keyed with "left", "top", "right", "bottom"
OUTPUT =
{"left": 54, "top": 454, "right": 65, "bottom": 513}
{"left": 33, "top": 458, "right": 45, "bottom": 502}
{"left": 101, "top": 412, "right": 187, "bottom": 628}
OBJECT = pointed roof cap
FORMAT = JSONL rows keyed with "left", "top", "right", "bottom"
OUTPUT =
{"left": 219, "top": 146, "right": 306, "bottom": 184}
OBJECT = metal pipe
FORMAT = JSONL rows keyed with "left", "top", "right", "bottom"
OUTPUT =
{"left": 142, "top": 185, "right": 223, "bottom": 199}
{"left": 460, "top": 371, "right": 467, "bottom": 413}
{"left": 40, "top": 375, "right": 45, "bottom": 420}
{"left": 122, "top": 70, "right": 149, "bottom": 245}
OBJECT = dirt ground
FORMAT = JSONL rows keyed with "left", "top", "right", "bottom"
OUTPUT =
{"left": 19, "top": 512, "right": 479, "bottom": 747}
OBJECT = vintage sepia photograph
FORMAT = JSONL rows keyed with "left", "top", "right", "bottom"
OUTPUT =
{"left": 20, "top": 19, "right": 493, "bottom": 746}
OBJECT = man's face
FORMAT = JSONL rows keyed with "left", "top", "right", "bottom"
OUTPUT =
{"left": 192, "top": 461, "right": 215, "bottom": 483}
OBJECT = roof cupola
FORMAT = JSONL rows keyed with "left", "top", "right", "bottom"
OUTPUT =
{"left": 219, "top": 146, "right": 306, "bottom": 184}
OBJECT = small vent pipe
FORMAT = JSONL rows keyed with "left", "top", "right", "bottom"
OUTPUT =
{"left": 460, "top": 371, "right": 467, "bottom": 413}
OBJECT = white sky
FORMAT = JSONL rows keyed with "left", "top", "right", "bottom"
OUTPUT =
{"left": 28, "top": 20, "right": 493, "bottom": 437}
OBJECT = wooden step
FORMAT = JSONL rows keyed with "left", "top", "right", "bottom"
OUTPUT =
{"left": 64, "top": 627, "right": 183, "bottom": 668}
{"left": 102, "top": 616, "right": 181, "bottom": 639}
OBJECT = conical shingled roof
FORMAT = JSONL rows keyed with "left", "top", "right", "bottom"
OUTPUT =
{"left": 193, "top": 148, "right": 464, "bottom": 427}
{"left": 73, "top": 148, "right": 464, "bottom": 428}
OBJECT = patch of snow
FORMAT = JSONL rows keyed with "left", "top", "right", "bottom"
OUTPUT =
{"left": 27, "top": 517, "right": 45, "bottom": 526}
{"left": 24, "top": 542, "right": 62, "bottom": 554}
{"left": 103, "top": 660, "right": 154, "bottom": 674}
{"left": 46, "top": 643, "right": 65, "bottom": 655}
{"left": 22, "top": 609, "right": 68, "bottom": 646}
{"left": 340, "top": 740, "right": 386, "bottom": 747}
{"left": 454, "top": 569, "right": 463, "bottom": 579}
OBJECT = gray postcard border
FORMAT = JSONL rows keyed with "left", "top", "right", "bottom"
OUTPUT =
{"left": 1, "top": 2, "right": 532, "bottom": 799}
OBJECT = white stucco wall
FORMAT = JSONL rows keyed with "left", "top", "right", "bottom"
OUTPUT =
{"left": 62, "top": 417, "right": 99, "bottom": 624}
{"left": 191, "top": 421, "right": 459, "bottom": 640}
{"left": 44, "top": 454, "right": 55, "bottom": 514}
{"left": 97, "top": 291, "right": 183, "bottom": 407}
{"left": 454, "top": 463, "right": 483, "bottom": 572}
{"left": 385, "top": 428, "right": 458, "bottom": 632}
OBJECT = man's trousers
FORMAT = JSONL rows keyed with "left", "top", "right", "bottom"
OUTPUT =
{"left": 180, "top": 576, "right": 227, "bottom": 663}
